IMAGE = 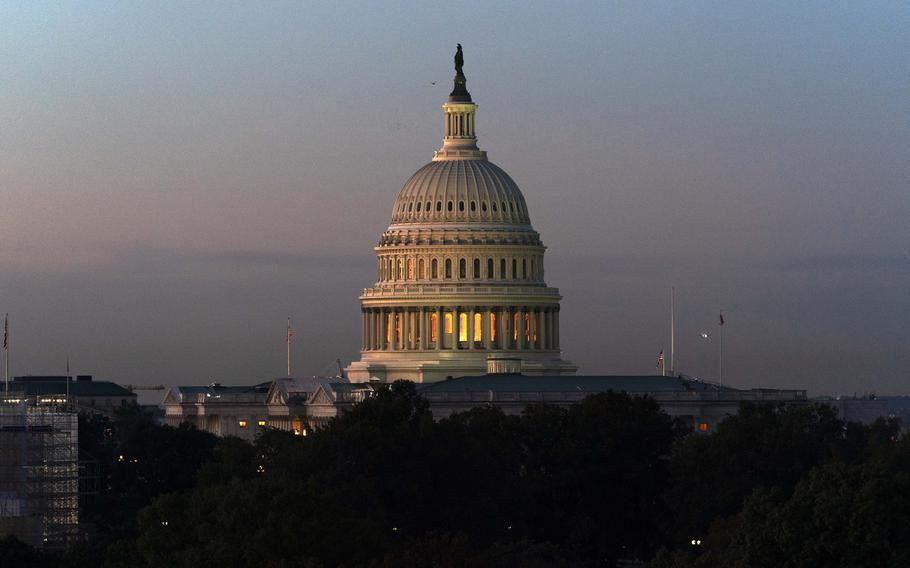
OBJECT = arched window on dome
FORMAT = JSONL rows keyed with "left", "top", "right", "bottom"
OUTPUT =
{"left": 481, "top": 201, "right": 488, "bottom": 212}
{"left": 418, "top": 258, "right": 425, "bottom": 280}
{"left": 447, "top": 201, "right": 454, "bottom": 212}
{"left": 473, "top": 258, "right": 480, "bottom": 279}
{"left": 445, "top": 259, "right": 452, "bottom": 279}
{"left": 470, "top": 201, "right": 476, "bottom": 212}
{"left": 492, "top": 202, "right": 498, "bottom": 212}
{"left": 509, "top": 202, "right": 515, "bottom": 213}
{"left": 500, "top": 258, "right": 506, "bottom": 279}
{"left": 487, "top": 258, "right": 494, "bottom": 279}
{"left": 432, "top": 259, "right": 438, "bottom": 279}
{"left": 459, "top": 201, "right": 465, "bottom": 212}
{"left": 522, "top": 259, "right": 527, "bottom": 279}
{"left": 408, "top": 202, "right": 413, "bottom": 212}
{"left": 501, "top": 201, "right": 507, "bottom": 214}
{"left": 407, "top": 258, "right": 414, "bottom": 280}
{"left": 436, "top": 201, "right": 442, "bottom": 212}
{"left": 416, "top": 202, "right": 422, "bottom": 212}
{"left": 426, "top": 201, "right": 432, "bottom": 213}
{"left": 512, "top": 259, "right": 517, "bottom": 280}
{"left": 459, "top": 259, "right": 466, "bottom": 279}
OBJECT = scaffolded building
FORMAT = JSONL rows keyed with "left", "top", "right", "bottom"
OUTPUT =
{"left": 0, "top": 394, "right": 78, "bottom": 550}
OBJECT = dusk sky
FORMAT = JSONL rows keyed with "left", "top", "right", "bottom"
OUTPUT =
{"left": 1, "top": 2, "right": 908, "bottom": 396}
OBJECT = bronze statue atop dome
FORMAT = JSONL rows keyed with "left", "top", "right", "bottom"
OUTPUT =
{"left": 449, "top": 43, "right": 471, "bottom": 101}
{"left": 454, "top": 43, "right": 464, "bottom": 74}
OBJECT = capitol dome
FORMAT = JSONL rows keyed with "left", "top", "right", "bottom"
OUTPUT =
{"left": 345, "top": 45, "right": 576, "bottom": 383}
{"left": 391, "top": 159, "right": 531, "bottom": 225}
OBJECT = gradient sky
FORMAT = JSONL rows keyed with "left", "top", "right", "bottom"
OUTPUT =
{"left": 1, "top": 2, "right": 908, "bottom": 396}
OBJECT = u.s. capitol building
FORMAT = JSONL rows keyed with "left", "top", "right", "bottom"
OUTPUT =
{"left": 346, "top": 46, "right": 576, "bottom": 383}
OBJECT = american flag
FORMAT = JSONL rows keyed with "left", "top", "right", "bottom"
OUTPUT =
{"left": 719, "top": 312, "right": 725, "bottom": 326}
{"left": 656, "top": 350, "right": 664, "bottom": 368}
{"left": 2, "top": 314, "right": 7, "bottom": 351}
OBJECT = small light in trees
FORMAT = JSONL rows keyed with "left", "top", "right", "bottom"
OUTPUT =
{"left": 161, "top": 521, "right": 168, "bottom": 526}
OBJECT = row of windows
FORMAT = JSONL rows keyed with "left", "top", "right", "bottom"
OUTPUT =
{"left": 368, "top": 310, "right": 550, "bottom": 349}
{"left": 396, "top": 198, "right": 525, "bottom": 217}
{"left": 378, "top": 255, "right": 543, "bottom": 282}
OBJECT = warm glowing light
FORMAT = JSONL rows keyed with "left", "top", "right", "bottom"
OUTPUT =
{"left": 430, "top": 313, "right": 438, "bottom": 341}
{"left": 490, "top": 312, "right": 497, "bottom": 342}
{"left": 698, "top": 422, "right": 709, "bottom": 432}
{"left": 473, "top": 313, "right": 482, "bottom": 342}
{"left": 459, "top": 312, "right": 468, "bottom": 342}
{"left": 444, "top": 312, "right": 453, "bottom": 334}
{"left": 238, "top": 420, "right": 248, "bottom": 428}
{"left": 258, "top": 420, "right": 266, "bottom": 427}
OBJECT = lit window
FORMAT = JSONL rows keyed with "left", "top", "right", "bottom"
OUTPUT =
{"left": 459, "top": 313, "right": 468, "bottom": 342}
{"left": 525, "top": 313, "right": 531, "bottom": 341}
{"left": 398, "top": 259, "right": 404, "bottom": 280}
{"left": 430, "top": 314, "right": 438, "bottom": 342}
{"left": 474, "top": 313, "right": 482, "bottom": 342}
{"left": 238, "top": 420, "right": 248, "bottom": 429}
{"left": 698, "top": 422, "right": 709, "bottom": 432}
{"left": 444, "top": 313, "right": 453, "bottom": 334}
{"left": 258, "top": 420, "right": 266, "bottom": 427}
{"left": 513, "top": 313, "right": 519, "bottom": 340}
{"left": 490, "top": 312, "right": 497, "bottom": 342}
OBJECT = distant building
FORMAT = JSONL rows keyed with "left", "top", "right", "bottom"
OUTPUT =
{"left": 814, "top": 395, "right": 891, "bottom": 425}
{"left": 163, "top": 378, "right": 374, "bottom": 441}
{"left": 8, "top": 376, "right": 136, "bottom": 414}
{"left": 418, "top": 360, "right": 808, "bottom": 433}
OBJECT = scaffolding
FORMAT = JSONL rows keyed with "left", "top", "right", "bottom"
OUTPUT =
{"left": 0, "top": 394, "right": 78, "bottom": 550}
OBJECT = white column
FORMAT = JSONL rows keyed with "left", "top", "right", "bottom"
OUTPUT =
{"left": 468, "top": 307, "right": 476, "bottom": 350}
{"left": 436, "top": 307, "right": 443, "bottom": 351}
{"left": 452, "top": 306, "right": 460, "bottom": 350}
{"left": 482, "top": 308, "right": 492, "bottom": 350}
{"left": 517, "top": 307, "right": 526, "bottom": 350}
{"left": 402, "top": 308, "right": 410, "bottom": 350}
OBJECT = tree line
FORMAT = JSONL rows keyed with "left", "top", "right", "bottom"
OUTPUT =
{"left": 2, "top": 381, "right": 907, "bottom": 567}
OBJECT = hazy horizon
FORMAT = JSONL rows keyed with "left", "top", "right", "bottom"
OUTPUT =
{"left": 1, "top": 2, "right": 908, "bottom": 396}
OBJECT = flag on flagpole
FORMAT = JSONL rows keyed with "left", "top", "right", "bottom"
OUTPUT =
{"left": 287, "top": 319, "right": 293, "bottom": 342}
{"left": 719, "top": 312, "right": 725, "bottom": 326}
{"left": 656, "top": 350, "right": 664, "bottom": 368}
{"left": 3, "top": 314, "right": 7, "bottom": 351}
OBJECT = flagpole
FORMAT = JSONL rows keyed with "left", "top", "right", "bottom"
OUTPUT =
{"left": 4, "top": 314, "right": 8, "bottom": 397}
{"left": 286, "top": 317, "right": 292, "bottom": 377}
{"left": 719, "top": 318, "right": 724, "bottom": 388}
{"left": 670, "top": 288, "right": 676, "bottom": 376}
